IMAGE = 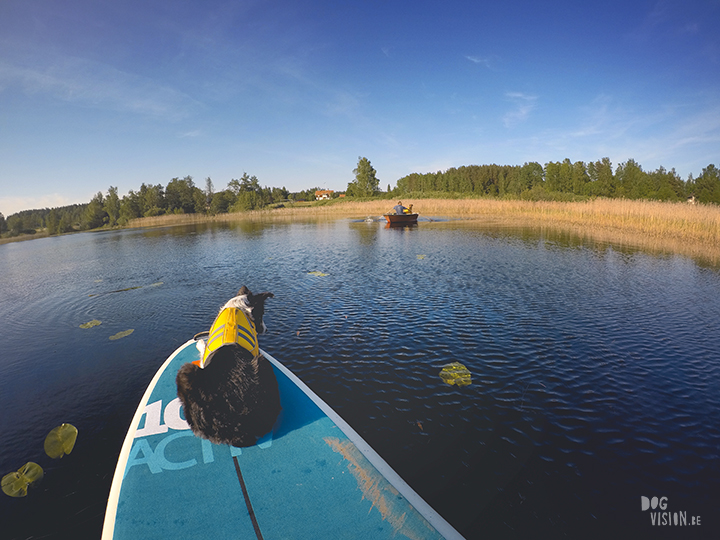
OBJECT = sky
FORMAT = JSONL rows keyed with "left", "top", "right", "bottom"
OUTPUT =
{"left": 1, "top": 0, "right": 719, "bottom": 216}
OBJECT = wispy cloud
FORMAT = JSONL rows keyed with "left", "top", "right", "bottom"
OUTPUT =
{"left": 465, "top": 55, "right": 498, "bottom": 68}
{"left": 489, "top": 91, "right": 720, "bottom": 178}
{"left": 178, "top": 129, "right": 203, "bottom": 138}
{"left": 503, "top": 92, "right": 537, "bottom": 127}
{"left": 0, "top": 54, "right": 201, "bottom": 121}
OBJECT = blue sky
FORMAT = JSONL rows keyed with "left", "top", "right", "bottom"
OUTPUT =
{"left": 1, "top": 0, "right": 719, "bottom": 215}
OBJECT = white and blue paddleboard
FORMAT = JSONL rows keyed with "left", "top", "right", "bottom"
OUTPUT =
{"left": 102, "top": 339, "right": 464, "bottom": 540}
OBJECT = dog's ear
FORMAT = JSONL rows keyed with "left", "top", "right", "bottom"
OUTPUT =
{"left": 248, "top": 291, "right": 273, "bottom": 334}
{"left": 238, "top": 285, "right": 251, "bottom": 296}
{"left": 251, "top": 292, "right": 274, "bottom": 304}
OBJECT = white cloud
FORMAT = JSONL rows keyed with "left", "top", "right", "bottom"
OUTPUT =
{"left": 465, "top": 55, "right": 497, "bottom": 68}
{"left": 178, "top": 129, "right": 203, "bottom": 138}
{"left": 0, "top": 54, "right": 201, "bottom": 121}
{"left": 503, "top": 92, "right": 538, "bottom": 128}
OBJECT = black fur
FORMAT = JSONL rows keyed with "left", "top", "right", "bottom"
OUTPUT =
{"left": 176, "top": 288, "right": 280, "bottom": 447}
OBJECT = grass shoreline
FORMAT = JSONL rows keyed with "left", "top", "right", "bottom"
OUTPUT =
{"left": 127, "top": 198, "right": 720, "bottom": 264}
{"left": 4, "top": 198, "right": 719, "bottom": 263}
{"left": 127, "top": 197, "right": 720, "bottom": 240}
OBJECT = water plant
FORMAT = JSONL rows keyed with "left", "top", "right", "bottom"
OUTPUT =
{"left": 109, "top": 329, "right": 134, "bottom": 340}
{"left": 44, "top": 423, "right": 78, "bottom": 459}
{"left": 2, "top": 462, "right": 44, "bottom": 498}
{"left": 439, "top": 362, "right": 472, "bottom": 386}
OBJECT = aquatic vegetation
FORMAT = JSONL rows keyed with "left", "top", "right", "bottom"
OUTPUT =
{"left": 79, "top": 319, "right": 102, "bottom": 329}
{"left": 439, "top": 362, "right": 472, "bottom": 386}
{"left": 2, "top": 462, "right": 44, "bottom": 497}
{"left": 308, "top": 271, "right": 329, "bottom": 277}
{"left": 2, "top": 424, "right": 78, "bottom": 498}
{"left": 109, "top": 329, "right": 134, "bottom": 340}
{"left": 44, "top": 424, "right": 78, "bottom": 459}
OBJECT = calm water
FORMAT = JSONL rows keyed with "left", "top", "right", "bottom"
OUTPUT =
{"left": 1, "top": 219, "right": 719, "bottom": 539}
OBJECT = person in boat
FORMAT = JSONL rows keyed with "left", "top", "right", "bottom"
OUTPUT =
{"left": 405, "top": 204, "right": 413, "bottom": 214}
{"left": 393, "top": 201, "right": 407, "bottom": 215}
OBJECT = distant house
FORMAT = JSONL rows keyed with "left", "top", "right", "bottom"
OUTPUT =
{"left": 315, "top": 190, "right": 334, "bottom": 200}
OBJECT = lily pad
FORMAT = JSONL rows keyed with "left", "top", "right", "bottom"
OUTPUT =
{"left": 88, "top": 285, "right": 142, "bottom": 297}
{"left": 44, "top": 423, "right": 78, "bottom": 459}
{"left": 79, "top": 319, "right": 102, "bottom": 329}
{"left": 439, "top": 362, "right": 472, "bottom": 386}
{"left": 2, "top": 462, "right": 44, "bottom": 497}
{"left": 308, "top": 271, "right": 329, "bottom": 277}
{"left": 109, "top": 329, "right": 134, "bottom": 341}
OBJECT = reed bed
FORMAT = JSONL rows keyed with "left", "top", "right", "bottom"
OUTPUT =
{"left": 130, "top": 198, "right": 720, "bottom": 242}
{"left": 127, "top": 198, "right": 720, "bottom": 264}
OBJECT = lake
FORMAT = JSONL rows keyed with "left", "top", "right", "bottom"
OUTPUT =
{"left": 1, "top": 218, "right": 719, "bottom": 539}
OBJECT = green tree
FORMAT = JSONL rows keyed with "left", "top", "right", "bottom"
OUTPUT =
{"left": 271, "top": 186, "right": 289, "bottom": 202}
{"left": 652, "top": 167, "right": 685, "bottom": 201}
{"left": 104, "top": 186, "right": 121, "bottom": 226}
{"left": 230, "top": 190, "right": 261, "bottom": 212}
{"left": 119, "top": 190, "right": 142, "bottom": 225}
{"left": 507, "top": 166, "right": 543, "bottom": 195}
{"left": 166, "top": 177, "right": 199, "bottom": 214}
{"left": 588, "top": 157, "right": 615, "bottom": 197}
{"left": 520, "top": 162, "right": 544, "bottom": 192}
{"left": 557, "top": 158, "right": 573, "bottom": 192}
{"left": 58, "top": 213, "right": 74, "bottom": 233}
{"left": 46, "top": 209, "right": 59, "bottom": 235}
{"left": 139, "top": 184, "right": 166, "bottom": 217}
{"left": 228, "top": 173, "right": 261, "bottom": 195}
{"left": 209, "top": 190, "right": 234, "bottom": 214}
{"left": 347, "top": 157, "right": 379, "bottom": 197}
{"left": 571, "top": 161, "right": 589, "bottom": 195}
{"left": 615, "top": 159, "right": 646, "bottom": 198}
{"left": 0, "top": 212, "right": 6, "bottom": 234}
{"left": 204, "top": 177, "right": 214, "bottom": 208}
{"left": 545, "top": 161, "right": 560, "bottom": 192}
{"left": 693, "top": 164, "right": 720, "bottom": 204}
{"left": 82, "top": 192, "right": 107, "bottom": 229}
{"left": 193, "top": 188, "right": 208, "bottom": 214}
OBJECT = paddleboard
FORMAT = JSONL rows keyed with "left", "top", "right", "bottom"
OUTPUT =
{"left": 102, "top": 339, "right": 464, "bottom": 539}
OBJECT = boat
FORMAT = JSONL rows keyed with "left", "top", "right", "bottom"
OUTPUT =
{"left": 384, "top": 213, "right": 419, "bottom": 225}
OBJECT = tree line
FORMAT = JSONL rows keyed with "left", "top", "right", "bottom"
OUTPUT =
{"left": 1, "top": 174, "right": 323, "bottom": 237}
{"left": 395, "top": 159, "right": 720, "bottom": 203}
{"left": 3, "top": 157, "right": 719, "bottom": 239}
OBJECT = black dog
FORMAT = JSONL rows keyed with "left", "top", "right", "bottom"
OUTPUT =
{"left": 176, "top": 287, "right": 281, "bottom": 447}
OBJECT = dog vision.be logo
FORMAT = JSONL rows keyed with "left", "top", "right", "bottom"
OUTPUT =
{"left": 641, "top": 496, "right": 701, "bottom": 527}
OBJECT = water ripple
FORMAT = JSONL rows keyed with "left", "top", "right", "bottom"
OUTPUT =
{"left": 2, "top": 222, "right": 720, "bottom": 538}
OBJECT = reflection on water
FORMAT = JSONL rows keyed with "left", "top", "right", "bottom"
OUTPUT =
{"left": 1, "top": 219, "right": 720, "bottom": 539}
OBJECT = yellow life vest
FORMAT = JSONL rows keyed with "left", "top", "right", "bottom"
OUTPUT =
{"left": 199, "top": 307, "right": 258, "bottom": 368}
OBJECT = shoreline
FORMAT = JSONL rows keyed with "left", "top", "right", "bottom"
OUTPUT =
{"left": 4, "top": 198, "right": 719, "bottom": 265}
{"left": 126, "top": 197, "right": 720, "bottom": 266}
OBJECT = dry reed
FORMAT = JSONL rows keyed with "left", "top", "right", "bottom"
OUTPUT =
{"left": 130, "top": 198, "right": 719, "bottom": 240}
{"left": 126, "top": 198, "right": 720, "bottom": 264}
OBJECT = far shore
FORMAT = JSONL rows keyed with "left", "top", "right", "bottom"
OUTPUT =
{"left": 4, "top": 198, "right": 720, "bottom": 264}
